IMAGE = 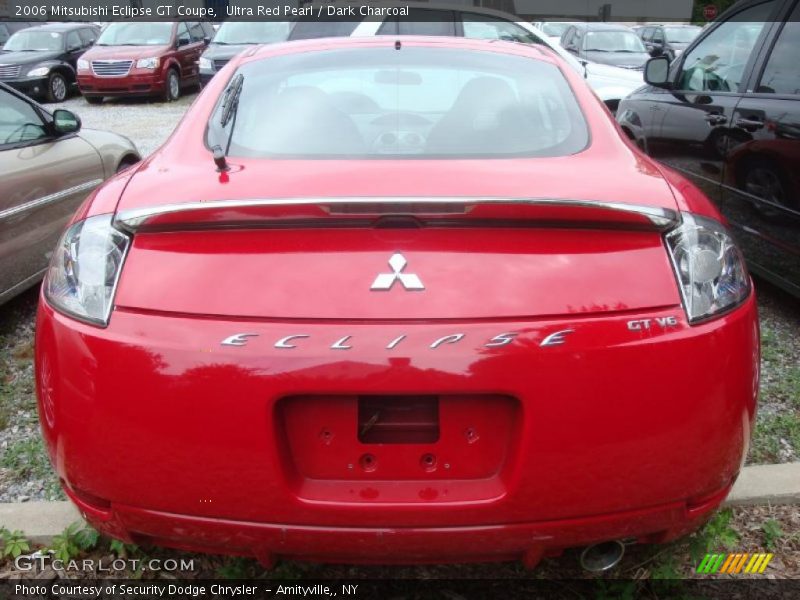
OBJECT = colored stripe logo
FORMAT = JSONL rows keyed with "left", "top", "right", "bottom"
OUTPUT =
{"left": 696, "top": 553, "right": 773, "bottom": 574}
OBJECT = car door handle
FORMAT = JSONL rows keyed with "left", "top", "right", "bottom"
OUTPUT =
{"left": 704, "top": 113, "right": 727, "bottom": 125}
{"left": 734, "top": 117, "right": 764, "bottom": 130}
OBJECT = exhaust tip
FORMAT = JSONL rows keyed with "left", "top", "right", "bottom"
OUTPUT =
{"left": 580, "top": 540, "right": 625, "bottom": 573}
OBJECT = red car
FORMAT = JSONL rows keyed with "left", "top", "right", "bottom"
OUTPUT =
{"left": 36, "top": 36, "right": 758, "bottom": 569}
{"left": 76, "top": 21, "right": 212, "bottom": 103}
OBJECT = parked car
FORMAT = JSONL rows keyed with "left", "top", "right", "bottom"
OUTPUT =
{"left": 199, "top": 21, "right": 290, "bottom": 85}
{"left": 280, "top": 3, "right": 643, "bottom": 113}
{"left": 0, "top": 82, "right": 139, "bottom": 305}
{"left": 0, "top": 23, "right": 100, "bottom": 102}
{"left": 561, "top": 22, "right": 650, "bottom": 70}
{"left": 638, "top": 24, "right": 702, "bottom": 62}
{"left": 77, "top": 21, "right": 214, "bottom": 103}
{"left": 617, "top": 0, "right": 800, "bottom": 297}
{"left": 36, "top": 35, "right": 757, "bottom": 568}
{"left": 0, "top": 21, "right": 37, "bottom": 48}
{"left": 532, "top": 21, "right": 577, "bottom": 41}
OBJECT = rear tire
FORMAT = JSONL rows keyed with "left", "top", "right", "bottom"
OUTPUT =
{"left": 84, "top": 95, "right": 103, "bottom": 105}
{"left": 45, "top": 72, "right": 68, "bottom": 103}
{"left": 162, "top": 69, "right": 180, "bottom": 102}
{"left": 116, "top": 156, "right": 139, "bottom": 174}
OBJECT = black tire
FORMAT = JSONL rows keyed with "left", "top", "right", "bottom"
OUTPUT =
{"left": 45, "top": 72, "right": 68, "bottom": 103}
{"left": 116, "top": 156, "right": 139, "bottom": 174}
{"left": 84, "top": 95, "right": 103, "bottom": 105}
{"left": 163, "top": 68, "right": 180, "bottom": 102}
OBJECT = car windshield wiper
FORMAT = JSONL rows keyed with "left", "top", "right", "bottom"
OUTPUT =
{"left": 212, "top": 73, "right": 244, "bottom": 171}
{"left": 585, "top": 48, "right": 610, "bottom": 52}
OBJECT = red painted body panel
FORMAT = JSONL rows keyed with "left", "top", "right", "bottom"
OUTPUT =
{"left": 36, "top": 37, "right": 760, "bottom": 565}
{"left": 116, "top": 229, "right": 680, "bottom": 319}
{"left": 36, "top": 292, "right": 758, "bottom": 562}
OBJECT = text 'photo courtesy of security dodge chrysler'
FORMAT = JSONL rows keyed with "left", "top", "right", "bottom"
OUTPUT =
{"left": 35, "top": 36, "right": 760, "bottom": 568}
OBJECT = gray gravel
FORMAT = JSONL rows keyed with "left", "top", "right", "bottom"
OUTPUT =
{"left": 42, "top": 90, "right": 198, "bottom": 158}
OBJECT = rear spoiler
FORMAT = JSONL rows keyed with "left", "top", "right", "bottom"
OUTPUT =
{"left": 113, "top": 197, "right": 681, "bottom": 234}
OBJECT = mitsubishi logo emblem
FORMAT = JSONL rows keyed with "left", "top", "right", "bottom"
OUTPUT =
{"left": 370, "top": 253, "right": 425, "bottom": 291}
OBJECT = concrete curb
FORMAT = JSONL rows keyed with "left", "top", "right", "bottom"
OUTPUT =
{"left": 0, "top": 501, "right": 80, "bottom": 544}
{"left": 724, "top": 462, "right": 800, "bottom": 506}
{"left": 1, "top": 463, "right": 799, "bottom": 545}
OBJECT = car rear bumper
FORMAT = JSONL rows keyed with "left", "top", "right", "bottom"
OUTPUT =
{"left": 35, "top": 292, "right": 759, "bottom": 563}
{"left": 63, "top": 479, "right": 734, "bottom": 566}
{"left": 77, "top": 72, "right": 165, "bottom": 97}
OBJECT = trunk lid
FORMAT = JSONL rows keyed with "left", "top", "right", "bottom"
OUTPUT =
{"left": 113, "top": 158, "right": 682, "bottom": 320}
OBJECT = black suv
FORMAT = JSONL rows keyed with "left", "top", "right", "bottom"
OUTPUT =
{"left": 638, "top": 24, "right": 702, "bottom": 62}
{"left": 0, "top": 23, "right": 100, "bottom": 102}
{"left": 618, "top": 0, "right": 800, "bottom": 297}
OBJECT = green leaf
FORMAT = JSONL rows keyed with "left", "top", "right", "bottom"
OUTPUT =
{"left": 75, "top": 526, "right": 100, "bottom": 551}
{"left": 1, "top": 531, "right": 30, "bottom": 558}
{"left": 762, "top": 519, "right": 783, "bottom": 551}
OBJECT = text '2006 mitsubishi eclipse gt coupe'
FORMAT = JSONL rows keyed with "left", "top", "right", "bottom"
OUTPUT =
{"left": 36, "top": 36, "right": 758, "bottom": 568}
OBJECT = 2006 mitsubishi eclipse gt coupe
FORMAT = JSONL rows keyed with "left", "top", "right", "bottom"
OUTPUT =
{"left": 35, "top": 36, "right": 758, "bottom": 568}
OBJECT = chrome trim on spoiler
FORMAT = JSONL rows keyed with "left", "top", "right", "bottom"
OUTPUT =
{"left": 114, "top": 197, "right": 681, "bottom": 233}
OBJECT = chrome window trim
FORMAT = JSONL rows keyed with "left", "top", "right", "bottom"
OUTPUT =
{"left": 0, "top": 179, "right": 102, "bottom": 222}
{"left": 114, "top": 197, "right": 681, "bottom": 233}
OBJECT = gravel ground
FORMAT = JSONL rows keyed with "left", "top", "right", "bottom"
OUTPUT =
{"left": 750, "top": 282, "right": 800, "bottom": 464}
{"left": 42, "top": 90, "right": 199, "bottom": 158}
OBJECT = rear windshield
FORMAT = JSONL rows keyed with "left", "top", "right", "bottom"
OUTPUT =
{"left": 208, "top": 46, "right": 588, "bottom": 159}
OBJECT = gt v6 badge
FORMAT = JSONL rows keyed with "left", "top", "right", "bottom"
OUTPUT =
{"left": 627, "top": 316, "right": 679, "bottom": 331}
{"left": 220, "top": 330, "right": 574, "bottom": 350}
{"left": 371, "top": 253, "right": 424, "bottom": 291}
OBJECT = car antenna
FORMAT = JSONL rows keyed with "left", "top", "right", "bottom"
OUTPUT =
{"left": 212, "top": 145, "right": 229, "bottom": 172}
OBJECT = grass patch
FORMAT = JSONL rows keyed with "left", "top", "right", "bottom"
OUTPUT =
{"left": 0, "top": 437, "right": 51, "bottom": 482}
{"left": 749, "top": 412, "right": 800, "bottom": 463}
{"left": 769, "top": 366, "right": 800, "bottom": 407}
{"left": 760, "top": 325, "right": 783, "bottom": 364}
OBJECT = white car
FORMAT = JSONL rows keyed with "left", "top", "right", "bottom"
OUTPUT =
{"left": 335, "top": 3, "right": 644, "bottom": 112}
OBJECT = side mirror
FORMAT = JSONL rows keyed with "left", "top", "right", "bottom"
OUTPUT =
{"left": 177, "top": 38, "right": 191, "bottom": 47}
{"left": 52, "top": 109, "right": 81, "bottom": 134}
{"left": 644, "top": 56, "right": 671, "bottom": 88}
{"left": 203, "top": 36, "right": 211, "bottom": 44}
{"left": 650, "top": 46, "right": 663, "bottom": 57}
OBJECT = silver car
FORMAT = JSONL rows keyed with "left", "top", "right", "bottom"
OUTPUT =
{"left": 0, "top": 82, "right": 140, "bottom": 304}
